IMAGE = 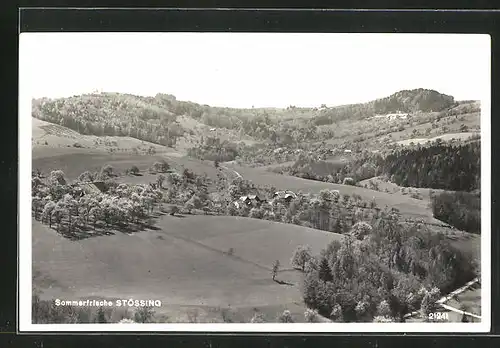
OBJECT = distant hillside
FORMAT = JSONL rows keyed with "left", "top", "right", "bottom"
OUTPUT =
{"left": 313, "top": 89, "right": 457, "bottom": 126}
{"left": 32, "top": 88, "right": 461, "bottom": 148}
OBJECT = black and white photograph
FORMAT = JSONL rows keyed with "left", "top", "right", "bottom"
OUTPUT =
{"left": 19, "top": 32, "right": 490, "bottom": 332}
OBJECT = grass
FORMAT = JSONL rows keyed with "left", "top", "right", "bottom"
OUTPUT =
{"left": 226, "top": 163, "right": 440, "bottom": 223}
{"left": 395, "top": 132, "right": 480, "bottom": 146}
{"left": 32, "top": 215, "right": 342, "bottom": 323}
{"left": 32, "top": 118, "right": 170, "bottom": 156}
{"left": 445, "top": 282, "right": 481, "bottom": 317}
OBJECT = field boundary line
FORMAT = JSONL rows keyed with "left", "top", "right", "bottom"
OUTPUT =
{"left": 436, "top": 277, "right": 480, "bottom": 304}
{"left": 440, "top": 303, "right": 481, "bottom": 319}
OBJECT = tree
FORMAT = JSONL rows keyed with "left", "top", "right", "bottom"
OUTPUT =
{"left": 49, "top": 170, "right": 67, "bottom": 186}
{"left": 42, "top": 201, "right": 56, "bottom": 227}
{"left": 184, "top": 195, "right": 201, "bottom": 214}
{"left": 460, "top": 304, "right": 470, "bottom": 322}
{"left": 278, "top": 309, "right": 294, "bottom": 323}
{"left": 157, "top": 174, "right": 165, "bottom": 189}
{"left": 95, "top": 306, "right": 107, "bottom": 323}
{"left": 304, "top": 308, "right": 320, "bottom": 323}
{"left": 250, "top": 312, "right": 266, "bottom": 323}
{"left": 129, "top": 166, "right": 140, "bottom": 175}
{"left": 272, "top": 259, "right": 280, "bottom": 281}
{"left": 349, "top": 221, "right": 373, "bottom": 240}
{"left": 170, "top": 205, "right": 180, "bottom": 216}
{"left": 291, "top": 245, "right": 313, "bottom": 272}
{"left": 134, "top": 306, "right": 155, "bottom": 323}
{"left": 78, "top": 171, "right": 95, "bottom": 182}
{"left": 318, "top": 256, "right": 333, "bottom": 282}
{"left": 32, "top": 196, "right": 44, "bottom": 220}
{"left": 330, "top": 303, "right": 343, "bottom": 322}
{"left": 343, "top": 177, "right": 355, "bottom": 186}
{"left": 51, "top": 203, "right": 67, "bottom": 233}
{"left": 420, "top": 287, "right": 440, "bottom": 317}
{"left": 376, "top": 300, "right": 392, "bottom": 318}
{"left": 100, "top": 164, "right": 114, "bottom": 178}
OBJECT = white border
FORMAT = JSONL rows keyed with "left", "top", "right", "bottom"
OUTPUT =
{"left": 18, "top": 33, "right": 491, "bottom": 333}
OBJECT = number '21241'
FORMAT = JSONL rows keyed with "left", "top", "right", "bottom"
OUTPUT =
{"left": 428, "top": 312, "right": 449, "bottom": 321}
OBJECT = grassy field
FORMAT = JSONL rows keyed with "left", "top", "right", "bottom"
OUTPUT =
{"left": 32, "top": 216, "right": 341, "bottom": 323}
{"left": 32, "top": 118, "right": 171, "bottom": 155}
{"left": 226, "top": 163, "right": 440, "bottom": 223}
{"left": 358, "top": 176, "right": 445, "bottom": 203}
{"left": 395, "top": 132, "right": 479, "bottom": 146}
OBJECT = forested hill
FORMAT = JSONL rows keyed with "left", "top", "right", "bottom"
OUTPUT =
{"left": 312, "top": 89, "right": 457, "bottom": 126}
{"left": 31, "top": 88, "right": 461, "bottom": 146}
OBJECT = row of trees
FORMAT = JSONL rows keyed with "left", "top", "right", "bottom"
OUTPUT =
{"left": 32, "top": 167, "right": 164, "bottom": 238}
{"left": 297, "top": 209, "right": 476, "bottom": 322}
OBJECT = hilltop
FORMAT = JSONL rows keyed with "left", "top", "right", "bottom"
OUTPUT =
{"left": 31, "top": 88, "right": 467, "bottom": 151}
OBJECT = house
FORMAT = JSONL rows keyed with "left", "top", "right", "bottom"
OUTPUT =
{"left": 344, "top": 149, "right": 352, "bottom": 153}
{"left": 77, "top": 181, "right": 107, "bottom": 197}
{"left": 234, "top": 194, "right": 265, "bottom": 208}
{"left": 210, "top": 128, "right": 216, "bottom": 131}
{"left": 272, "top": 190, "right": 297, "bottom": 202}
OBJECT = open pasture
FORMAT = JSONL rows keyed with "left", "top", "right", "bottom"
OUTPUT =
{"left": 32, "top": 215, "right": 341, "bottom": 322}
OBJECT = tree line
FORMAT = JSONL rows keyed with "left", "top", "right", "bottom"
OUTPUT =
{"left": 382, "top": 141, "right": 480, "bottom": 192}
{"left": 295, "top": 209, "right": 476, "bottom": 322}
{"left": 431, "top": 191, "right": 481, "bottom": 234}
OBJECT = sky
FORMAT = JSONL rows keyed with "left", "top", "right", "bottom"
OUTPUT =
{"left": 19, "top": 33, "right": 490, "bottom": 108}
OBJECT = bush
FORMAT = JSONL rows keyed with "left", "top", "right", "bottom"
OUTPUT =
{"left": 129, "top": 165, "right": 140, "bottom": 175}
{"left": 250, "top": 312, "right": 266, "bottom": 323}
{"left": 278, "top": 310, "right": 294, "bottom": 323}
{"left": 134, "top": 306, "right": 155, "bottom": 323}
{"left": 170, "top": 205, "right": 180, "bottom": 216}
{"left": 304, "top": 308, "right": 320, "bottom": 323}
{"left": 100, "top": 164, "right": 114, "bottom": 177}
{"left": 152, "top": 160, "right": 170, "bottom": 173}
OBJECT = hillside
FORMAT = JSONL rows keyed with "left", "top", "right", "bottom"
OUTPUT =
{"left": 32, "top": 89, "right": 466, "bottom": 151}
{"left": 312, "top": 88, "right": 457, "bottom": 126}
{"left": 33, "top": 216, "right": 342, "bottom": 323}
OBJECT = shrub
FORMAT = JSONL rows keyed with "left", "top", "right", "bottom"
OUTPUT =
{"left": 170, "top": 205, "right": 180, "bottom": 216}
{"left": 342, "top": 177, "right": 356, "bottom": 186}
{"left": 304, "top": 308, "right": 320, "bottom": 323}
{"left": 278, "top": 310, "right": 294, "bottom": 323}
{"left": 134, "top": 306, "right": 155, "bottom": 323}
{"left": 129, "top": 165, "right": 140, "bottom": 175}
{"left": 100, "top": 164, "right": 114, "bottom": 177}
{"left": 250, "top": 312, "right": 266, "bottom": 323}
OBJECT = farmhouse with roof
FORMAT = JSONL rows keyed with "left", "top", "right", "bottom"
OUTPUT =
{"left": 233, "top": 193, "right": 265, "bottom": 209}
{"left": 75, "top": 181, "right": 107, "bottom": 197}
{"left": 272, "top": 190, "right": 297, "bottom": 203}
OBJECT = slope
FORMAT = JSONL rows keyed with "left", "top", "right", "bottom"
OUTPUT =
{"left": 32, "top": 216, "right": 342, "bottom": 322}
